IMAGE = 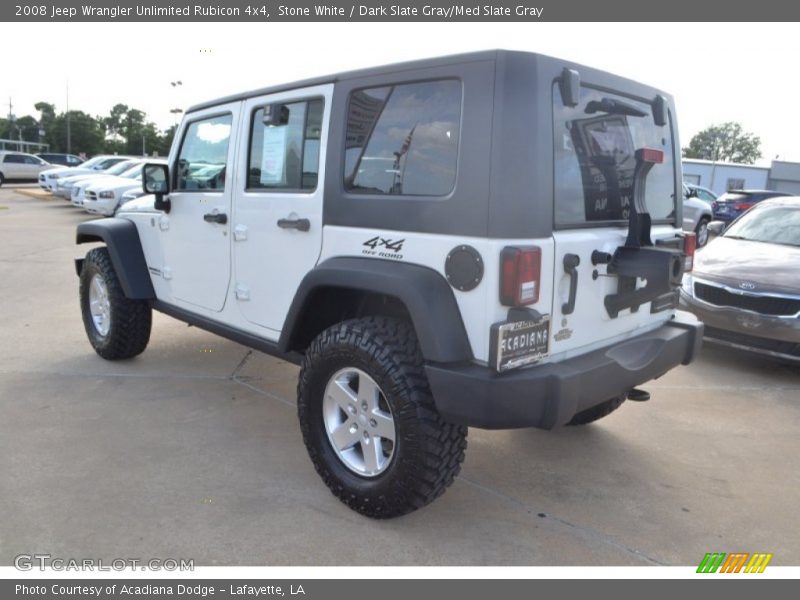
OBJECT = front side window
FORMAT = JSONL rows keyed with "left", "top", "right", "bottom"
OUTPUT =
{"left": 248, "top": 98, "right": 323, "bottom": 191}
{"left": 176, "top": 114, "right": 232, "bottom": 192}
{"left": 344, "top": 79, "right": 461, "bottom": 196}
{"left": 553, "top": 86, "right": 676, "bottom": 226}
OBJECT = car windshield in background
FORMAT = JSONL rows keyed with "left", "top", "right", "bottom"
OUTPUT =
{"left": 76, "top": 156, "right": 105, "bottom": 169}
{"left": 119, "top": 164, "right": 144, "bottom": 178}
{"left": 553, "top": 86, "right": 676, "bottom": 226}
{"left": 104, "top": 161, "right": 137, "bottom": 175}
{"left": 725, "top": 204, "right": 800, "bottom": 247}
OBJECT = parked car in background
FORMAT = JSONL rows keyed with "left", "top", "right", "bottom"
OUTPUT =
{"left": 119, "top": 187, "right": 146, "bottom": 206}
{"left": 0, "top": 151, "right": 53, "bottom": 186}
{"left": 37, "top": 153, "right": 84, "bottom": 167}
{"left": 81, "top": 161, "right": 162, "bottom": 216}
{"left": 684, "top": 183, "right": 717, "bottom": 205}
{"left": 39, "top": 155, "right": 133, "bottom": 192}
{"left": 55, "top": 159, "right": 142, "bottom": 199}
{"left": 681, "top": 196, "right": 800, "bottom": 363}
{"left": 712, "top": 189, "right": 791, "bottom": 224}
{"left": 682, "top": 183, "right": 714, "bottom": 247}
{"left": 70, "top": 162, "right": 142, "bottom": 208}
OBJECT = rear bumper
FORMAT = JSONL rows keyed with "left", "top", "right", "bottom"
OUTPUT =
{"left": 425, "top": 311, "right": 702, "bottom": 430}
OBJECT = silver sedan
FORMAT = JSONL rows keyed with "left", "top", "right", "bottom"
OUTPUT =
{"left": 680, "top": 196, "right": 800, "bottom": 363}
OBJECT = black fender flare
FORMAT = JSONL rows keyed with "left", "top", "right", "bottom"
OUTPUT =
{"left": 278, "top": 257, "right": 474, "bottom": 364}
{"left": 75, "top": 218, "right": 155, "bottom": 300}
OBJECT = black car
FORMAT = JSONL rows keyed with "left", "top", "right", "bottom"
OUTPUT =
{"left": 712, "top": 189, "right": 791, "bottom": 224}
{"left": 36, "top": 153, "right": 84, "bottom": 167}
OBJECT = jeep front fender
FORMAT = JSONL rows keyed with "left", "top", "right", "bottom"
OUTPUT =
{"left": 75, "top": 218, "right": 155, "bottom": 300}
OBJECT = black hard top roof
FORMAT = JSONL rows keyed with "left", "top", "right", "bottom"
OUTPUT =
{"left": 186, "top": 49, "right": 670, "bottom": 114}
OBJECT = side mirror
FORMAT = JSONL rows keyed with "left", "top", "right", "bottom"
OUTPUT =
{"left": 143, "top": 163, "right": 171, "bottom": 213}
{"left": 262, "top": 103, "right": 290, "bottom": 126}
{"left": 707, "top": 221, "right": 726, "bottom": 237}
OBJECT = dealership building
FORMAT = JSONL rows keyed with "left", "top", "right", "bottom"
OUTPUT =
{"left": 683, "top": 158, "right": 800, "bottom": 195}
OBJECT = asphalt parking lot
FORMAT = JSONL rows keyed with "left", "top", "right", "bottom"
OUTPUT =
{"left": 1, "top": 184, "right": 798, "bottom": 567}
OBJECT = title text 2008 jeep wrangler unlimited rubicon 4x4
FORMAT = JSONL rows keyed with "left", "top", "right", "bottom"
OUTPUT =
{"left": 75, "top": 51, "right": 702, "bottom": 518}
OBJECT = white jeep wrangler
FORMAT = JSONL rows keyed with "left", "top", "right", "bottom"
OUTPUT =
{"left": 75, "top": 51, "right": 702, "bottom": 518}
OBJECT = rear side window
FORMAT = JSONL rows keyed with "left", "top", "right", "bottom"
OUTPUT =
{"left": 175, "top": 114, "right": 232, "bottom": 192}
{"left": 344, "top": 79, "right": 461, "bottom": 196}
{"left": 553, "top": 86, "right": 676, "bottom": 226}
{"left": 248, "top": 98, "right": 323, "bottom": 191}
{"left": 3, "top": 154, "right": 24, "bottom": 164}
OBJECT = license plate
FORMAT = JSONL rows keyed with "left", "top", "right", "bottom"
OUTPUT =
{"left": 490, "top": 317, "right": 550, "bottom": 372}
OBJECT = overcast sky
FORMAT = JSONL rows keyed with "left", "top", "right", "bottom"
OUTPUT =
{"left": 1, "top": 22, "right": 797, "bottom": 164}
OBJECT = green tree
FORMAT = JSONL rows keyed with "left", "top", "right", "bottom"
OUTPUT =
{"left": 104, "top": 103, "right": 129, "bottom": 142}
{"left": 15, "top": 116, "right": 40, "bottom": 142}
{"left": 49, "top": 110, "right": 105, "bottom": 155}
{"left": 682, "top": 122, "right": 762, "bottom": 164}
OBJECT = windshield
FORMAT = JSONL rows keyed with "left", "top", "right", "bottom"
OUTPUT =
{"left": 104, "top": 161, "right": 138, "bottom": 175}
{"left": 553, "top": 86, "right": 676, "bottom": 226}
{"left": 119, "top": 164, "right": 144, "bottom": 178}
{"left": 79, "top": 156, "right": 106, "bottom": 169}
{"left": 725, "top": 204, "right": 800, "bottom": 247}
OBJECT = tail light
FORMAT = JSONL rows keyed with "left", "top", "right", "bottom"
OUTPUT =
{"left": 711, "top": 201, "right": 718, "bottom": 211}
{"left": 734, "top": 202, "right": 754, "bottom": 211}
{"left": 500, "top": 246, "right": 541, "bottom": 306}
{"left": 683, "top": 232, "right": 696, "bottom": 272}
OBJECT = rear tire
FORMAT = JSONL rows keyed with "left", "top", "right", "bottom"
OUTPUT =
{"left": 0, "top": 172, "right": 5, "bottom": 187}
{"left": 79, "top": 247, "right": 152, "bottom": 360}
{"left": 695, "top": 216, "right": 711, "bottom": 247}
{"left": 298, "top": 317, "right": 467, "bottom": 518}
{"left": 567, "top": 395, "right": 625, "bottom": 426}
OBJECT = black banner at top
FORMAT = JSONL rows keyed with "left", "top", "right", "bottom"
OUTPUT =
{"left": 2, "top": 0, "right": 800, "bottom": 22}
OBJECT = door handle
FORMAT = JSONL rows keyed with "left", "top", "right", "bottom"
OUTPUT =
{"left": 203, "top": 212, "right": 228, "bottom": 225}
{"left": 561, "top": 253, "right": 580, "bottom": 315}
{"left": 277, "top": 218, "right": 310, "bottom": 232}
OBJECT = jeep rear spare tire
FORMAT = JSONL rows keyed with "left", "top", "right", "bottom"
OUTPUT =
{"left": 297, "top": 317, "right": 467, "bottom": 518}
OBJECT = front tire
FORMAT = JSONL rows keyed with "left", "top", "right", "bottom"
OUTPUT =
{"left": 298, "top": 317, "right": 467, "bottom": 518}
{"left": 0, "top": 172, "right": 5, "bottom": 187}
{"left": 79, "top": 247, "right": 152, "bottom": 360}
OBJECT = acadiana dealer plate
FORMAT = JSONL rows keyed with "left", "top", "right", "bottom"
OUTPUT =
{"left": 491, "top": 317, "right": 550, "bottom": 372}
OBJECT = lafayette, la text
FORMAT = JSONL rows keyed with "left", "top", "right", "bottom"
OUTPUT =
{"left": 17, "top": 584, "right": 305, "bottom": 597}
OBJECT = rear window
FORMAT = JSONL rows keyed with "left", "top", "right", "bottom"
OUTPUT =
{"left": 553, "top": 86, "right": 676, "bottom": 226}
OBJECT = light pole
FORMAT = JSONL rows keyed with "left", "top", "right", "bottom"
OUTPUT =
{"left": 170, "top": 108, "right": 183, "bottom": 126}
{"left": 170, "top": 80, "right": 183, "bottom": 127}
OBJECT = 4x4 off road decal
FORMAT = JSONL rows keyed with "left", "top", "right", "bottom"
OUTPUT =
{"left": 362, "top": 236, "right": 405, "bottom": 260}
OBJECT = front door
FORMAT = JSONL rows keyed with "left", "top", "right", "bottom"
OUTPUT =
{"left": 160, "top": 103, "right": 240, "bottom": 312}
{"left": 232, "top": 84, "right": 332, "bottom": 331}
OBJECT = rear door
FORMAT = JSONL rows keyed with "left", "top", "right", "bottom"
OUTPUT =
{"left": 550, "top": 84, "right": 680, "bottom": 357}
{"left": 232, "top": 84, "right": 331, "bottom": 331}
{"left": 2, "top": 154, "right": 25, "bottom": 178}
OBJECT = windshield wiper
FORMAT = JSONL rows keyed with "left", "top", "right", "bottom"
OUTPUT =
{"left": 585, "top": 97, "right": 647, "bottom": 118}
